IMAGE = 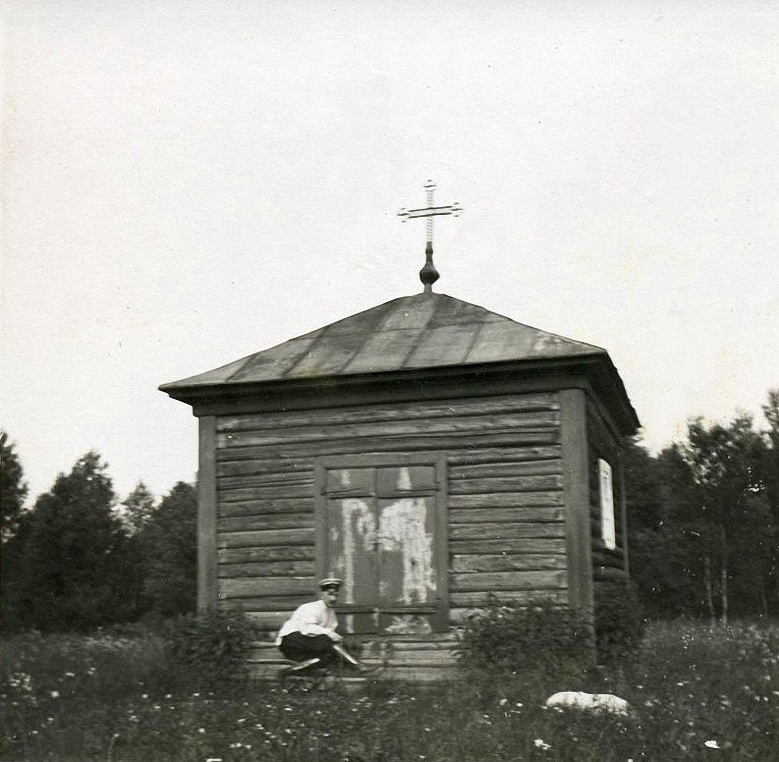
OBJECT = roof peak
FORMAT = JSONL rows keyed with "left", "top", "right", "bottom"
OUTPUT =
{"left": 160, "top": 291, "right": 606, "bottom": 391}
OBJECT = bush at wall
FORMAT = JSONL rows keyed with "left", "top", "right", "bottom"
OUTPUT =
{"left": 162, "top": 611, "right": 259, "bottom": 689}
{"left": 454, "top": 596, "right": 591, "bottom": 685}
{"left": 594, "top": 578, "right": 646, "bottom": 660}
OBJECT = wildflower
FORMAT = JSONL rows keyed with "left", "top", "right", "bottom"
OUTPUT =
{"left": 50, "top": 691, "right": 60, "bottom": 699}
{"left": 704, "top": 740, "right": 721, "bottom": 749}
{"left": 534, "top": 739, "right": 551, "bottom": 751}
{"left": 198, "top": 728, "right": 206, "bottom": 734}
{"left": 499, "top": 698, "right": 508, "bottom": 706}
{"left": 64, "top": 672, "right": 75, "bottom": 678}
{"left": 205, "top": 758, "right": 223, "bottom": 762}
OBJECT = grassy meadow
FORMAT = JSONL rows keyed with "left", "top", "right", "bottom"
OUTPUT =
{"left": 1, "top": 620, "right": 778, "bottom": 761}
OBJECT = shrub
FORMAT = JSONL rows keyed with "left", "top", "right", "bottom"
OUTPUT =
{"left": 594, "top": 578, "right": 646, "bottom": 660}
{"left": 454, "top": 596, "right": 592, "bottom": 689}
{"left": 161, "top": 611, "right": 259, "bottom": 690}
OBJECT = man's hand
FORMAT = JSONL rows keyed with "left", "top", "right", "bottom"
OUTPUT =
{"left": 329, "top": 631, "right": 343, "bottom": 642}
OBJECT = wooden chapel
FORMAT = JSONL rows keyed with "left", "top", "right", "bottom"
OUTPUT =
{"left": 160, "top": 185, "right": 640, "bottom": 681}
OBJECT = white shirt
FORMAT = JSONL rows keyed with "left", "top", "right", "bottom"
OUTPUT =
{"left": 275, "top": 599, "right": 339, "bottom": 645}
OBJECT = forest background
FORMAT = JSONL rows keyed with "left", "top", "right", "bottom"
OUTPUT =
{"left": 2, "top": 387, "right": 779, "bottom": 631}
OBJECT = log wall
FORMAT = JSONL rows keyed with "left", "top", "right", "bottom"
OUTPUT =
{"left": 212, "top": 391, "right": 568, "bottom": 637}
{"left": 586, "top": 400, "right": 629, "bottom": 588}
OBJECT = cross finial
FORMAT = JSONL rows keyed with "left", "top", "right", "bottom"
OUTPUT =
{"left": 398, "top": 181, "right": 463, "bottom": 293}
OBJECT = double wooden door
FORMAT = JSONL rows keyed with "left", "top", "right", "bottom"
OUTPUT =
{"left": 316, "top": 456, "right": 447, "bottom": 634}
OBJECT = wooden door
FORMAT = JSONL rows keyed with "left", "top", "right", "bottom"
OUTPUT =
{"left": 318, "top": 456, "right": 447, "bottom": 634}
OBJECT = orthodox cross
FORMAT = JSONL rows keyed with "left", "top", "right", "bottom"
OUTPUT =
{"left": 398, "top": 181, "right": 462, "bottom": 293}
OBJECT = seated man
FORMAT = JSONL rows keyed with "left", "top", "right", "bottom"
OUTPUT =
{"left": 275, "top": 577, "right": 371, "bottom": 675}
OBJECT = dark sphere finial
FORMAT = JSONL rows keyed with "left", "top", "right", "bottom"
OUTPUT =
{"left": 420, "top": 241, "right": 439, "bottom": 294}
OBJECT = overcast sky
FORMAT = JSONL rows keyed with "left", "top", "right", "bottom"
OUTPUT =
{"left": 2, "top": 1, "right": 777, "bottom": 504}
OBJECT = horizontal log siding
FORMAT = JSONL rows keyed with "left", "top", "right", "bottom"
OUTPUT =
{"left": 214, "top": 392, "right": 566, "bottom": 630}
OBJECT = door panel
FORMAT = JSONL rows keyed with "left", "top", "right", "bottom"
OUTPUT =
{"left": 378, "top": 495, "right": 437, "bottom": 608}
{"left": 325, "top": 467, "right": 375, "bottom": 496}
{"left": 324, "top": 496, "right": 378, "bottom": 614}
{"left": 377, "top": 465, "right": 437, "bottom": 494}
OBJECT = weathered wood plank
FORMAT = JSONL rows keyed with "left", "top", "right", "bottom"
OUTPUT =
{"left": 387, "top": 640, "right": 458, "bottom": 651}
{"left": 219, "top": 577, "right": 316, "bottom": 598}
{"left": 449, "top": 507, "right": 564, "bottom": 524}
{"left": 375, "top": 666, "right": 457, "bottom": 682}
{"left": 219, "top": 484, "right": 313, "bottom": 502}
{"left": 451, "top": 554, "right": 567, "bottom": 573}
{"left": 218, "top": 546, "right": 315, "bottom": 564}
{"left": 221, "top": 596, "right": 310, "bottom": 612}
{"left": 218, "top": 446, "right": 563, "bottom": 473}
{"left": 219, "top": 498, "right": 311, "bottom": 518}
{"left": 448, "top": 592, "right": 569, "bottom": 621}
{"left": 218, "top": 413, "right": 559, "bottom": 449}
{"left": 387, "top": 649, "right": 456, "bottom": 665}
{"left": 449, "top": 475, "right": 563, "bottom": 493}
{"left": 243, "top": 611, "right": 289, "bottom": 629}
{"left": 449, "top": 538, "right": 567, "bottom": 555}
{"left": 449, "top": 523, "right": 566, "bottom": 540}
{"left": 450, "top": 589, "right": 568, "bottom": 608}
{"left": 219, "top": 432, "right": 560, "bottom": 462}
{"left": 217, "top": 528, "right": 314, "bottom": 548}
{"left": 449, "top": 492, "right": 563, "bottom": 509}
{"left": 217, "top": 513, "right": 314, "bottom": 533}
{"left": 217, "top": 457, "right": 312, "bottom": 475}
{"left": 218, "top": 393, "right": 561, "bottom": 432}
{"left": 447, "top": 445, "right": 562, "bottom": 465}
{"left": 450, "top": 460, "right": 563, "bottom": 479}
{"left": 286, "top": 431, "right": 561, "bottom": 457}
{"left": 450, "top": 570, "right": 567, "bottom": 592}
{"left": 218, "top": 474, "right": 314, "bottom": 490}
{"left": 218, "top": 560, "right": 316, "bottom": 578}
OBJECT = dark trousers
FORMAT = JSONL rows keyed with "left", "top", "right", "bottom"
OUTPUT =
{"left": 279, "top": 632, "right": 337, "bottom": 664}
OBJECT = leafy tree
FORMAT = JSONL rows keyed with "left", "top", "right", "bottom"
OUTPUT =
{"left": 760, "top": 388, "right": 779, "bottom": 611}
{"left": 1, "top": 431, "right": 29, "bottom": 543}
{"left": 138, "top": 481, "right": 197, "bottom": 619}
{"left": 121, "top": 481, "right": 156, "bottom": 536}
{"left": 626, "top": 442, "right": 703, "bottom": 617}
{"left": 673, "top": 415, "right": 773, "bottom": 622}
{"left": 4, "top": 451, "right": 135, "bottom": 631}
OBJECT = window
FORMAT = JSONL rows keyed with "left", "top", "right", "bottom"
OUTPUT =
{"left": 598, "top": 458, "right": 616, "bottom": 550}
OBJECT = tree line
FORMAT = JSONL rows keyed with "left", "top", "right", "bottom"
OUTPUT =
{"left": 625, "top": 389, "right": 779, "bottom": 621}
{"left": 1, "top": 443, "right": 196, "bottom": 632}
{"left": 1, "top": 388, "right": 778, "bottom": 631}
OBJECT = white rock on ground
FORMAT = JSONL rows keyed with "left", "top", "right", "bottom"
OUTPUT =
{"left": 544, "top": 691, "right": 629, "bottom": 715}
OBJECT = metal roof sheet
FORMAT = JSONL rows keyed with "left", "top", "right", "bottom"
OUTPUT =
{"left": 161, "top": 292, "right": 606, "bottom": 390}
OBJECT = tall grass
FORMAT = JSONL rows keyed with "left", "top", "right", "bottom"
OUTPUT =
{"left": 2, "top": 620, "right": 778, "bottom": 761}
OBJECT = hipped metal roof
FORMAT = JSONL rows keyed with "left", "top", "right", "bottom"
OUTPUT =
{"left": 161, "top": 293, "right": 610, "bottom": 388}
{"left": 160, "top": 292, "right": 640, "bottom": 433}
